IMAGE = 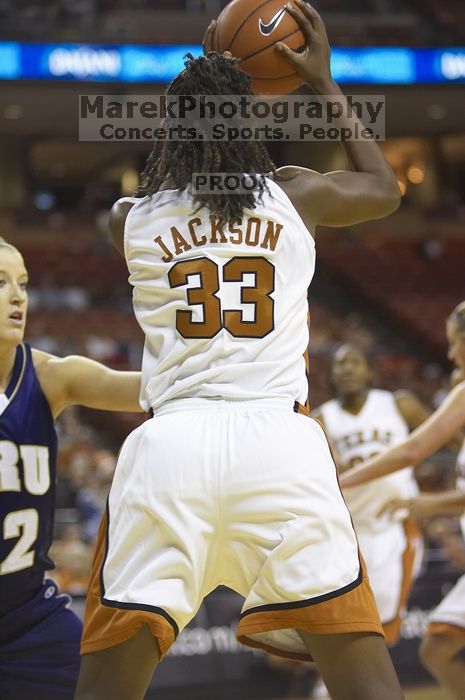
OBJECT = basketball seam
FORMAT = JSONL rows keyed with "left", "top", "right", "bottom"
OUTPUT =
{"left": 251, "top": 72, "right": 300, "bottom": 80}
{"left": 238, "top": 27, "right": 304, "bottom": 65}
{"left": 225, "top": 0, "right": 283, "bottom": 54}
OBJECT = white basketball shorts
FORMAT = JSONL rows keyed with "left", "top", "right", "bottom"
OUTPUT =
{"left": 427, "top": 572, "right": 465, "bottom": 639}
{"left": 356, "top": 519, "right": 423, "bottom": 645}
{"left": 81, "top": 399, "right": 383, "bottom": 660}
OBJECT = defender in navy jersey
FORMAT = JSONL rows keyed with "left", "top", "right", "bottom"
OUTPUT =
{"left": 0, "top": 238, "right": 143, "bottom": 700}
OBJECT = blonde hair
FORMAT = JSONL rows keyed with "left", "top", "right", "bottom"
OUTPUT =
{"left": 0, "top": 237, "right": 21, "bottom": 255}
{"left": 449, "top": 301, "right": 465, "bottom": 334}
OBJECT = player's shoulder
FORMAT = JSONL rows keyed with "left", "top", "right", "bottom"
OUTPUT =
{"left": 314, "top": 397, "right": 338, "bottom": 415}
{"left": 31, "top": 349, "right": 80, "bottom": 390}
{"left": 392, "top": 388, "right": 420, "bottom": 408}
{"left": 370, "top": 387, "right": 393, "bottom": 400}
{"left": 109, "top": 196, "right": 140, "bottom": 255}
{"left": 31, "top": 348, "right": 67, "bottom": 385}
{"left": 31, "top": 348, "right": 56, "bottom": 371}
{"left": 272, "top": 166, "right": 323, "bottom": 196}
{"left": 272, "top": 167, "right": 331, "bottom": 235}
{"left": 30, "top": 349, "right": 66, "bottom": 413}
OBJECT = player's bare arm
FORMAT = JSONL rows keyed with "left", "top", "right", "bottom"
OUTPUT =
{"left": 202, "top": 2, "right": 400, "bottom": 232}
{"left": 381, "top": 491, "right": 465, "bottom": 520}
{"left": 340, "top": 381, "right": 465, "bottom": 488}
{"left": 32, "top": 349, "right": 143, "bottom": 418}
{"left": 394, "top": 390, "right": 432, "bottom": 431}
{"left": 272, "top": 1, "right": 400, "bottom": 230}
{"left": 395, "top": 389, "right": 464, "bottom": 452}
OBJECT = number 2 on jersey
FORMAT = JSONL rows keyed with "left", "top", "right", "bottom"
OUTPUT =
{"left": 1, "top": 509, "right": 38, "bottom": 575}
{"left": 168, "top": 256, "right": 275, "bottom": 339}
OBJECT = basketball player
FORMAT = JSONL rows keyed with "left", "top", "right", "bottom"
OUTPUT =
{"left": 73, "top": 3, "right": 405, "bottom": 699}
{"left": 0, "top": 238, "right": 143, "bottom": 700}
{"left": 314, "top": 344, "right": 429, "bottom": 648}
{"left": 341, "top": 302, "right": 465, "bottom": 699}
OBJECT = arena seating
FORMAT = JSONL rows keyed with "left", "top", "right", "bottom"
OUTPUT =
{"left": 0, "top": 0, "right": 457, "bottom": 45}
{"left": 318, "top": 234, "right": 465, "bottom": 358}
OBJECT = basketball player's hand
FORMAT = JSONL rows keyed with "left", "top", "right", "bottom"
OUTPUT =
{"left": 378, "top": 498, "right": 414, "bottom": 519}
{"left": 276, "top": 0, "right": 332, "bottom": 91}
{"left": 203, "top": 20, "right": 233, "bottom": 59}
{"left": 379, "top": 495, "right": 443, "bottom": 520}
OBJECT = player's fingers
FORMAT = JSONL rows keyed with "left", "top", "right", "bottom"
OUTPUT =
{"left": 296, "top": 0, "right": 329, "bottom": 41}
{"left": 293, "top": 0, "right": 316, "bottom": 30}
{"left": 202, "top": 20, "right": 217, "bottom": 55}
{"left": 285, "top": 2, "right": 315, "bottom": 43}
{"left": 275, "top": 41, "right": 304, "bottom": 66}
{"left": 377, "top": 499, "right": 402, "bottom": 517}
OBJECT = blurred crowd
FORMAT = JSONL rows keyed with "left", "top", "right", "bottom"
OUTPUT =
{"left": 0, "top": 0, "right": 463, "bottom": 45}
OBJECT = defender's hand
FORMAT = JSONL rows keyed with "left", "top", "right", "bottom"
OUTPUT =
{"left": 277, "top": 0, "right": 332, "bottom": 91}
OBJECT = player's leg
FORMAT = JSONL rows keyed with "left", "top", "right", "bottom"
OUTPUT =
{"left": 75, "top": 412, "right": 219, "bottom": 700}
{"left": 419, "top": 634, "right": 465, "bottom": 700}
{"left": 420, "top": 574, "right": 465, "bottom": 698}
{"left": 299, "top": 630, "right": 404, "bottom": 700}
{"left": 233, "top": 411, "right": 403, "bottom": 700}
{"left": 73, "top": 624, "right": 160, "bottom": 700}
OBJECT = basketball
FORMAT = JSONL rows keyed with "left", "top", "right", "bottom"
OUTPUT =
{"left": 213, "top": 0, "right": 306, "bottom": 95}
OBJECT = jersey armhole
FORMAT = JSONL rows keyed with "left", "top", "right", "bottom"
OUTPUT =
{"left": 121, "top": 197, "right": 141, "bottom": 262}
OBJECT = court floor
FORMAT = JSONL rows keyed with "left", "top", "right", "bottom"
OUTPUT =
{"left": 306, "top": 686, "right": 450, "bottom": 700}
{"left": 404, "top": 689, "right": 451, "bottom": 700}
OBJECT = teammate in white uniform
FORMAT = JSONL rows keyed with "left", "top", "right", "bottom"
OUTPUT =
{"left": 342, "top": 305, "right": 465, "bottom": 700}
{"left": 74, "top": 4, "right": 404, "bottom": 700}
{"left": 314, "top": 345, "right": 429, "bottom": 645}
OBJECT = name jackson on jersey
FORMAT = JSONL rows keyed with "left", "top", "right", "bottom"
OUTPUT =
{"left": 155, "top": 215, "right": 283, "bottom": 263}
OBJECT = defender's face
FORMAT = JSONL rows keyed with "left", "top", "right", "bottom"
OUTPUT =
{"left": 447, "top": 318, "right": 465, "bottom": 374}
{"left": 331, "top": 346, "right": 372, "bottom": 397}
{"left": 0, "top": 249, "right": 28, "bottom": 345}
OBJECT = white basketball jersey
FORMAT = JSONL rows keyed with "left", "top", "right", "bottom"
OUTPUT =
{"left": 123, "top": 179, "right": 315, "bottom": 411}
{"left": 456, "top": 440, "right": 465, "bottom": 539}
{"left": 319, "top": 389, "right": 418, "bottom": 531}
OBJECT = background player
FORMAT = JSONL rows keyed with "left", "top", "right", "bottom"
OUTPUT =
{"left": 73, "top": 4, "right": 405, "bottom": 700}
{"left": 314, "top": 344, "right": 430, "bottom": 647}
{"left": 341, "top": 302, "right": 465, "bottom": 699}
{"left": 0, "top": 237, "right": 143, "bottom": 700}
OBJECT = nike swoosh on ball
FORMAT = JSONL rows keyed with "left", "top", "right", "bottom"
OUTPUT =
{"left": 258, "top": 9, "right": 286, "bottom": 36}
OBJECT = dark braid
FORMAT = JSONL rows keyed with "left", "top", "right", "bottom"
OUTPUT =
{"left": 139, "top": 53, "right": 279, "bottom": 224}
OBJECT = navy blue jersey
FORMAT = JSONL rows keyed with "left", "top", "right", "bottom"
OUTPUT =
{"left": 0, "top": 343, "right": 57, "bottom": 616}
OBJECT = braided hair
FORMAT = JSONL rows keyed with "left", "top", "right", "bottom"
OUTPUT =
{"left": 139, "top": 53, "right": 279, "bottom": 224}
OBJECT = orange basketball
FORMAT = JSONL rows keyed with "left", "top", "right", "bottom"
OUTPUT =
{"left": 213, "top": 0, "right": 306, "bottom": 96}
